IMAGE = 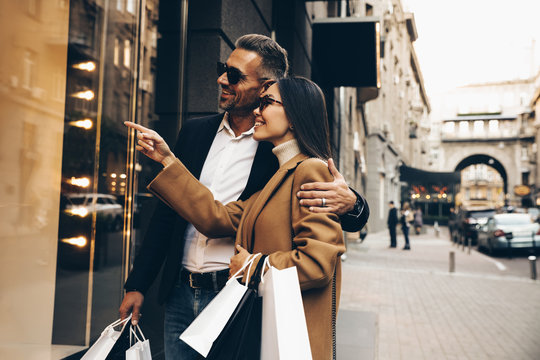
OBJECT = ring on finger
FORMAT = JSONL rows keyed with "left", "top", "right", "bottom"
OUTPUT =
{"left": 321, "top": 197, "right": 326, "bottom": 207}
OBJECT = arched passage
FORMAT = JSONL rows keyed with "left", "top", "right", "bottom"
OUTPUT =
{"left": 454, "top": 154, "right": 508, "bottom": 194}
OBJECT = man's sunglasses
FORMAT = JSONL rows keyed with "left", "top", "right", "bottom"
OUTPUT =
{"left": 258, "top": 95, "right": 283, "bottom": 111}
{"left": 217, "top": 61, "right": 246, "bottom": 85}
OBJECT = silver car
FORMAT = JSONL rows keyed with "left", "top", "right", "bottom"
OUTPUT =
{"left": 477, "top": 213, "right": 540, "bottom": 255}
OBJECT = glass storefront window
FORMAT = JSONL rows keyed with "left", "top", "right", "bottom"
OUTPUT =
{"left": 0, "top": 0, "right": 171, "bottom": 358}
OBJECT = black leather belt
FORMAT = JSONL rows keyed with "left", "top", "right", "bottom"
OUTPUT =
{"left": 180, "top": 268, "right": 229, "bottom": 290}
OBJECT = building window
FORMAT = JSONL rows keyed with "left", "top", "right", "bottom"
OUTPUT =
{"left": 488, "top": 119, "right": 499, "bottom": 134}
{"left": 366, "top": 3, "right": 373, "bottom": 16}
{"left": 22, "top": 50, "right": 35, "bottom": 90}
{"left": 521, "top": 145, "right": 528, "bottom": 160}
{"left": 123, "top": 40, "right": 131, "bottom": 68}
{"left": 117, "top": 0, "right": 125, "bottom": 12}
{"left": 114, "top": 38, "right": 120, "bottom": 66}
{"left": 126, "top": 0, "right": 136, "bottom": 14}
{"left": 443, "top": 121, "right": 455, "bottom": 134}
{"left": 522, "top": 172, "right": 530, "bottom": 186}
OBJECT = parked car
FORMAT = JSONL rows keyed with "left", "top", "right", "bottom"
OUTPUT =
{"left": 58, "top": 193, "right": 124, "bottom": 269}
{"left": 64, "top": 193, "right": 123, "bottom": 230}
{"left": 456, "top": 207, "right": 496, "bottom": 245}
{"left": 476, "top": 213, "right": 540, "bottom": 255}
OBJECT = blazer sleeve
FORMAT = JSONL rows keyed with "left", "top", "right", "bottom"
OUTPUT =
{"left": 124, "top": 123, "right": 192, "bottom": 294}
{"left": 266, "top": 159, "right": 346, "bottom": 291}
{"left": 339, "top": 189, "right": 370, "bottom": 232}
{"left": 147, "top": 158, "right": 249, "bottom": 238}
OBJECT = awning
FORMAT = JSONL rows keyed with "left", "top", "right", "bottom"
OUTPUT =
{"left": 312, "top": 17, "right": 380, "bottom": 88}
{"left": 399, "top": 165, "right": 461, "bottom": 186}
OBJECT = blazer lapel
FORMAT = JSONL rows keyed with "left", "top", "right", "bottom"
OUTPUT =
{"left": 238, "top": 153, "right": 309, "bottom": 251}
{"left": 183, "top": 114, "right": 223, "bottom": 179}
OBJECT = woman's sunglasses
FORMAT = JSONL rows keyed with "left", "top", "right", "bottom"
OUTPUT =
{"left": 258, "top": 95, "right": 283, "bottom": 111}
{"left": 217, "top": 61, "right": 246, "bottom": 85}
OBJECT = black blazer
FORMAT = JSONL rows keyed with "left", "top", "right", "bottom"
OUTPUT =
{"left": 125, "top": 113, "right": 368, "bottom": 303}
{"left": 387, "top": 207, "right": 398, "bottom": 227}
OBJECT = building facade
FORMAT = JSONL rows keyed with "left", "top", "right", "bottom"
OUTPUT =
{"left": 1, "top": 0, "right": 403, "bottom": 358}
{"left": 430, "top": 79, "right": 536, "bottom": 208}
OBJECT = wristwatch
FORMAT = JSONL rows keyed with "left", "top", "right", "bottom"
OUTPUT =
{"left": 347, "top": 196, "right": 365, "bottom": 218}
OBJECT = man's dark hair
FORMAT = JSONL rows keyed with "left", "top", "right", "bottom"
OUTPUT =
{"left": 235, "top": 34, "right": 289, "bottom": 80}
{"left": 276, "top": 77, "right": 331, "bottom": 160}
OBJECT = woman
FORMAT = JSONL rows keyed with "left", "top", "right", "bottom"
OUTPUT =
{"left": 414, "top": 207, "right": 423, "bottom": 235}
{"left": 126, "top": 77, "right": 345, "bottom": 360}
{"left": 400, "top": 202, "right": 412, "bottom": 250}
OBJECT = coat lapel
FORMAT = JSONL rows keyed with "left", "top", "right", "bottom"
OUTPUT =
{"left": 238, "top": 153, "right": 309, "bottom": 251}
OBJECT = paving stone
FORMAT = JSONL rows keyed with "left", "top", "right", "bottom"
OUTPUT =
{"left": 338, "top": 227, "right": 540, "bottom": 360}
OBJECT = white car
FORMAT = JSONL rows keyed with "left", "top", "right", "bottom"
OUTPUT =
{"left": 477, "top": 213, "right": 540, "bottom": 255}
{"left": 64, "top": 193, "right": 123, "bottom": 230}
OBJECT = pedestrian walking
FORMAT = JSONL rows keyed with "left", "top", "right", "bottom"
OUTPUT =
{"left": 387, "top": 201, "right": 398, "bottom": 247}
{"left": 126, "top": 76, "right": 350, "bottom": 360}
{"left": 401, "top": 202, "right": 412, "bottom": 250}
{"left": 118, "top": 34, "right": 369, "bottom": 360}
{"left": 414, "top": 207, "right": 423, "bottom": 235}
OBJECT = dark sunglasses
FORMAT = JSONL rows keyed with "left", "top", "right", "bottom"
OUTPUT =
{"left": 217, "top": 61, "right": 246, "bottom": 85}
{"left": 258, "top": 95, "right": 283, "bottom": 111}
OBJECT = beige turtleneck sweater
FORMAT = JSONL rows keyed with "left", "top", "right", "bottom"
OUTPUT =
{"left": 272, "top": 139, "right": 302, "bottom": 167}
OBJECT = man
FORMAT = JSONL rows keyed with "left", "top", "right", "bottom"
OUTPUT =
{"left": 387, "top": 201, "right": 398, "bottom": 248}
{"left": 119, "top": 34, "right": 369, "bottom": 359}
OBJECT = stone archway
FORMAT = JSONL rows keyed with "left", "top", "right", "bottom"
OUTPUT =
{"left": 454, "top": 154, "right": 508, "bottom": 194}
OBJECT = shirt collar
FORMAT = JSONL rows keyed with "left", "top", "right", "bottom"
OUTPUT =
{"left": 218, "top": 112, "right": 255, "bottom": 138}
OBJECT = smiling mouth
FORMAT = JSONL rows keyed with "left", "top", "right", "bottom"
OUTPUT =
{"left": 221, "top": 88, "right": 234, "bottom": 96}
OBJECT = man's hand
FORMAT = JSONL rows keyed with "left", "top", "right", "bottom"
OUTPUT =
{"left": 124, "top": 121, "right": 175, "bottom": 167}
{"left": 229, "top": 245, "right": 251, "bottom": 278}
{"left": 119, "top": 291, "right": 144, "bottom": 326}
{"left": 297, "top": 158, "right": 356, "bottom": 215}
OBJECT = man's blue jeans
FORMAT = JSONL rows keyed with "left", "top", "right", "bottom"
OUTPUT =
{"left": 164, "top": 280, "right": 220, "bottom": 360}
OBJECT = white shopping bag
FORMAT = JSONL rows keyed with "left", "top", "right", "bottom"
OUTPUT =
{"left": 259, "top": 260, "right": 312, "bottom": 360}
{"left": 180, "top": 253, "right": 260, "bottom": 357}
{"left": 81, "top": 315, "right": 131, "bottom": 360}
{"left": 126, "top": 324, "right": 152, "bottom": 360}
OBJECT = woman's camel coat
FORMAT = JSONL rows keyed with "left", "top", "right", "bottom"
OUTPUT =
{"left": 148, "top": 152, "right": 345, "bottom": 360}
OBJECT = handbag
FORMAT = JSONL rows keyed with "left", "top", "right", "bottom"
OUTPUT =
{"left": 206, "top": 255, "right": 267, "bottom": 360}
{"left": 259, "top": 257, "right": 312, "bottom": 360}
{"left": 81, "top": 316, "right": 131, "bottom": 360}
{"left": 180, "top": 253, "right": 261, "bottom": 357}
{"left": 125, "top": 324, "right": 152, "bottom": 360}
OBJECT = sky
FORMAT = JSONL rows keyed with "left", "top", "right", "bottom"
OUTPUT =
{"left": 401, "top": 0, "right": 540, "bottom": 96}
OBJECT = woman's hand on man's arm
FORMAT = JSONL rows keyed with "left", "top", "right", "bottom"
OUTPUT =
{"left": 296, "top": 158, "right": 357, "bottom": 215}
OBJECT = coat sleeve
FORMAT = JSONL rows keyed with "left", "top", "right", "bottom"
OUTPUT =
{"left": 266, "top": 159, "right": 346, "bottom": 291}
{"left": 147, "top": 158, "right": 250, "bottom": 238}
{"left": 339, "top": 190, "right": 369, "bottom": 232}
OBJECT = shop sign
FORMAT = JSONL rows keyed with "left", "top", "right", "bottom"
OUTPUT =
{"left": 514, "top": 185, "right": 531, "bottom": 196}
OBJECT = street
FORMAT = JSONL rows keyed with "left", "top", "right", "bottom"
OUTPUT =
{"left": 337, "top": 226, "right": 540, "bottom": 360}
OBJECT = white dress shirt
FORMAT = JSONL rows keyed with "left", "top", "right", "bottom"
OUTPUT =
{"left": 182, "top": 114, "right": 259, "bottom": 273}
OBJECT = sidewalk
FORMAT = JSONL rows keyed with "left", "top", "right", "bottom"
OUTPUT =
{"left": 336, "top": 226, "right": 540, "bottom": 360}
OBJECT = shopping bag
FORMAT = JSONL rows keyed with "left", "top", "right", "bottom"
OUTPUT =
{"left": 259, "top": 259, "right": 312, "bottom": 360}
{"left": 81, "top": 316, "right": 131, "bottom": 360}
{"left": 125, "top": 324, "right": 152, "bottom": 360}
{"left": 180, "top": 253, "right": 261, "bottom": 357}
{"left": 206, "top": 255, "right": 267, "bottom": 360}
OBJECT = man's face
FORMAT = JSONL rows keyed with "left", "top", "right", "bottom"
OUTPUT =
{"left": 217, "top": 49, "right": 264, "bottom": 115}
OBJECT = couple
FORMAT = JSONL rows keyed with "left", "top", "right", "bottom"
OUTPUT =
{"left": 121, "top": 34, "right": 369, "bottom": 360}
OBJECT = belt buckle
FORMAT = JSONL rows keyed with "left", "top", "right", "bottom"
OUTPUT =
{"left": 189, "top": 273, "right": 200, "bottom": 289}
